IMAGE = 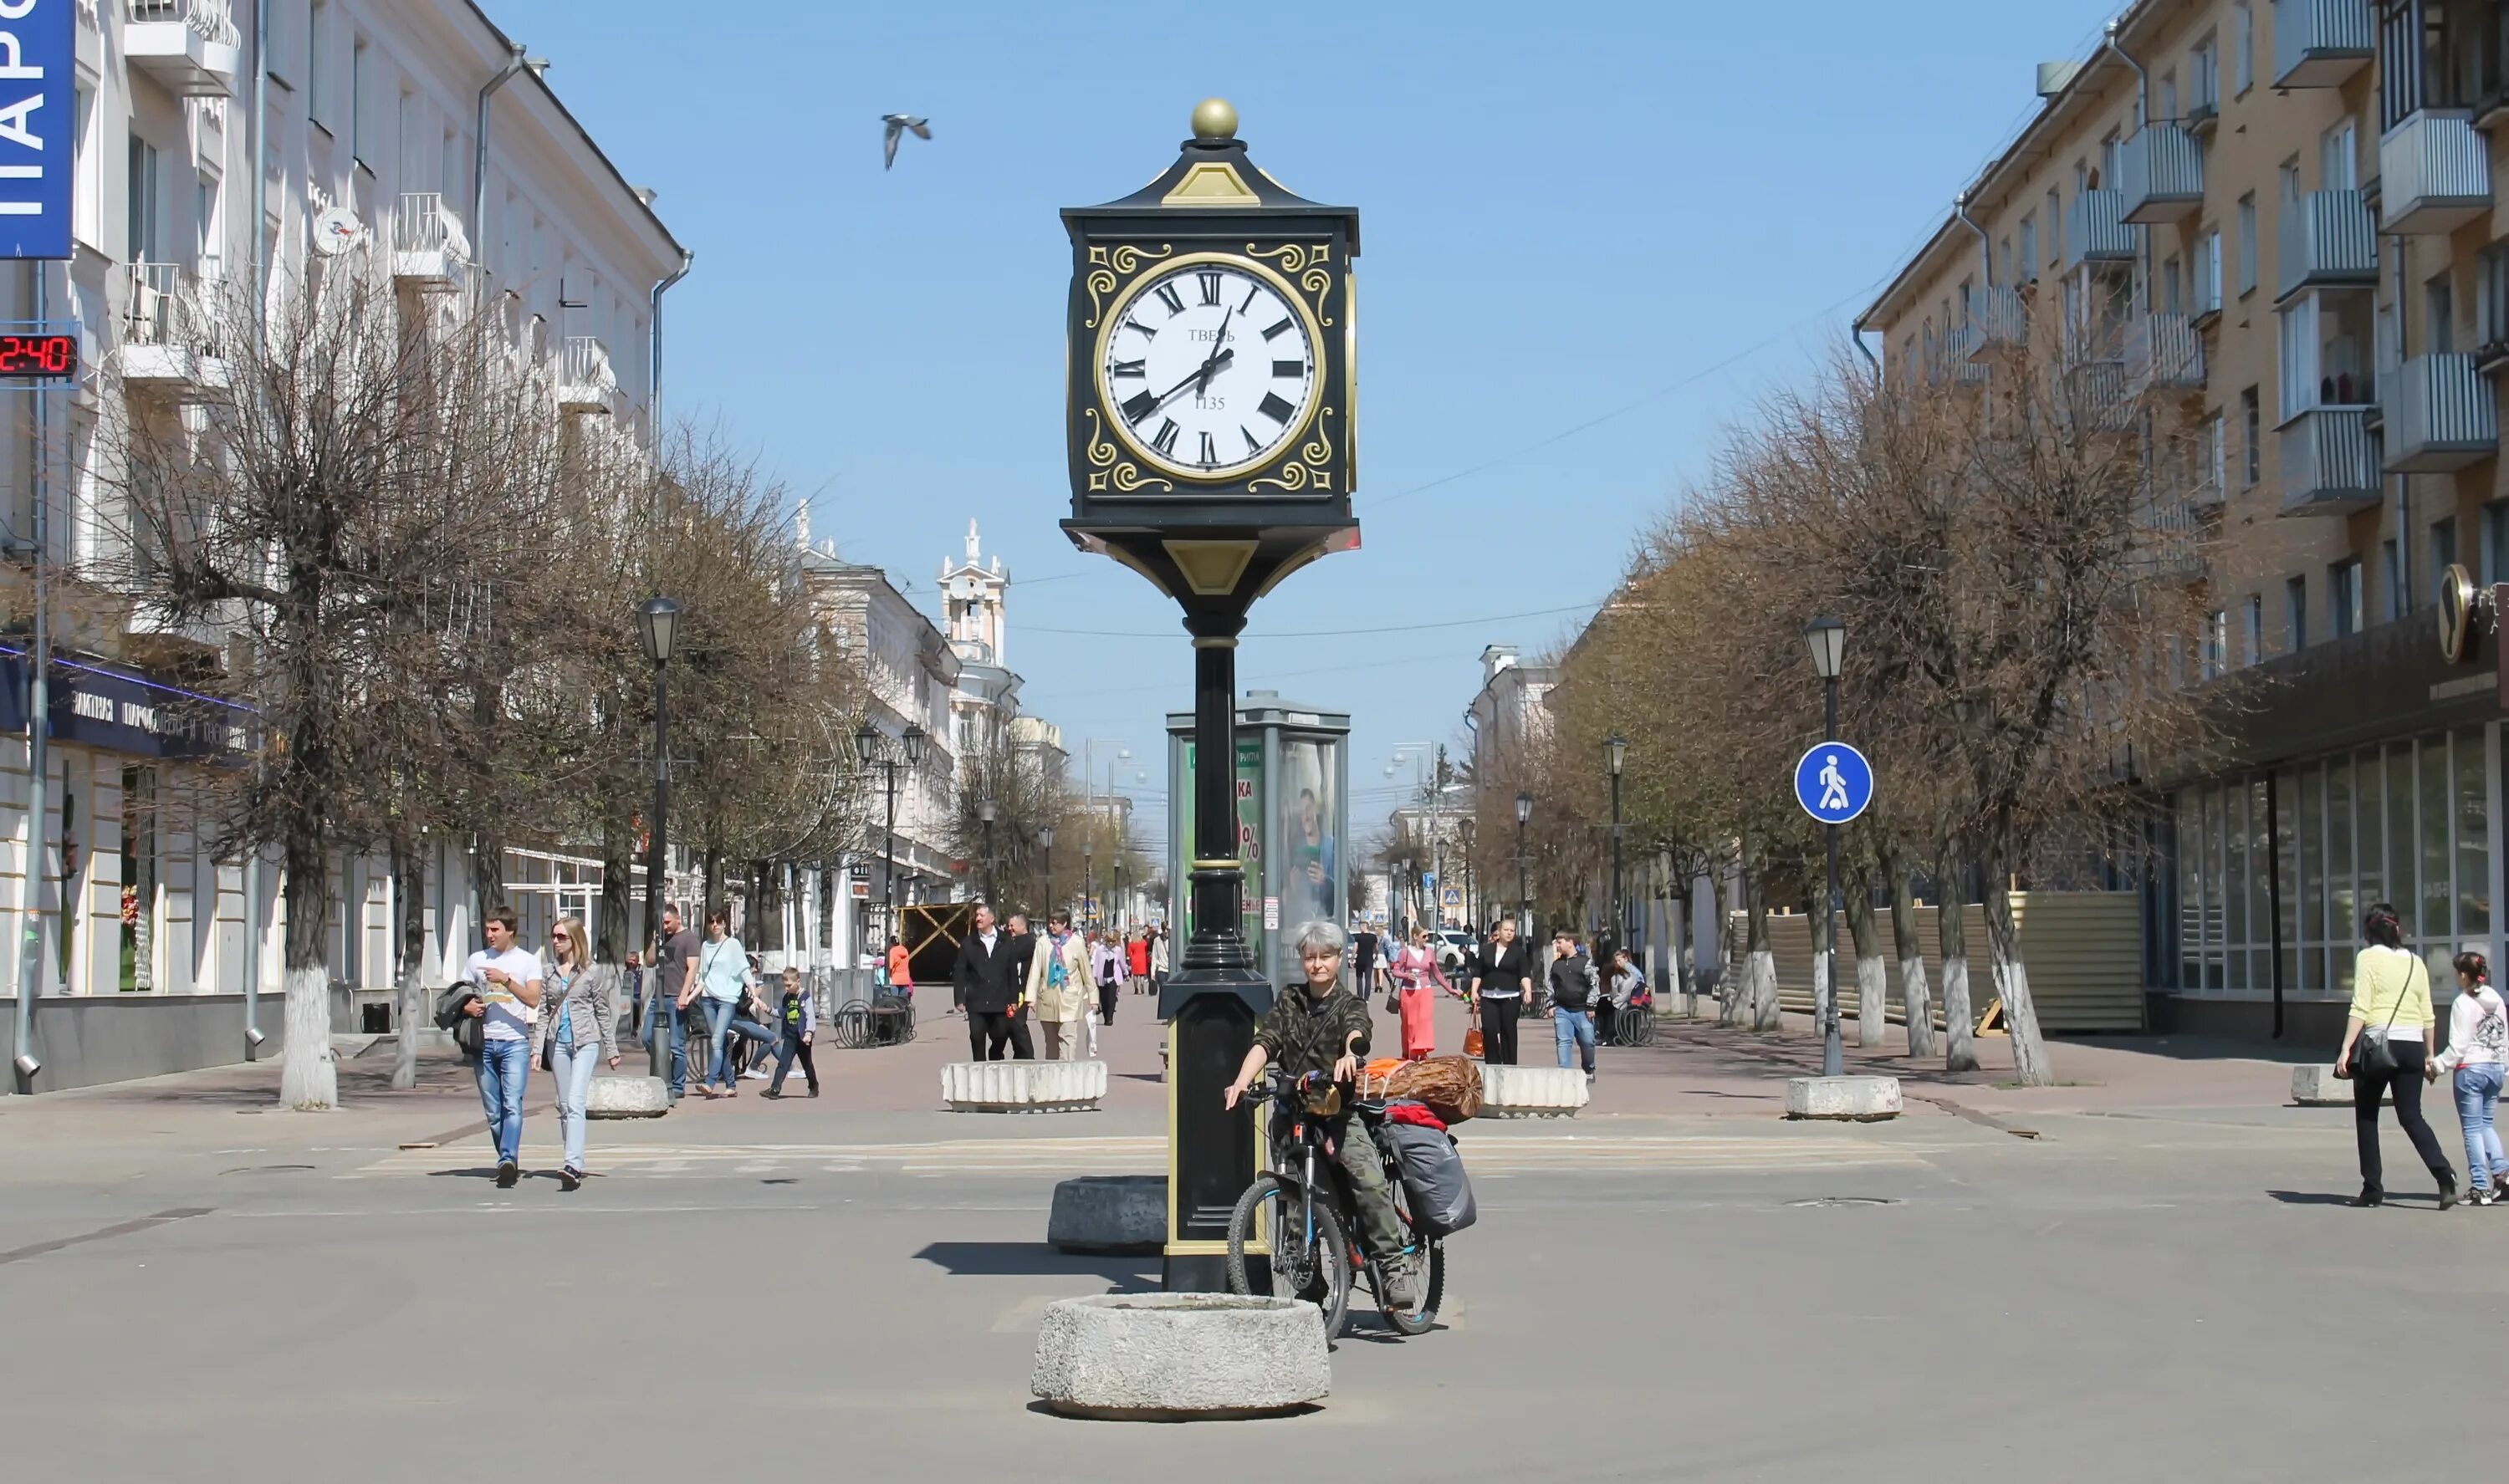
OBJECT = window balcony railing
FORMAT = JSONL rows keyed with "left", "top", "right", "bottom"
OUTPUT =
{"left": 2384, "top": 352, "right": 2497, "bottom": 472}
{"left": 2279, "top": 405, "right": 2381, "bottom": 515}
{"left": 123, "top": 0, "right": 240, "bottom": 97}
{"left": 2271, "top": 0, "right": 2374, "bottom": 89}
{"left": 2379, "top": 110, "right": 2491, "bottom": 234}
{"left": 390, "top": 193, "right": 471, "bottom": 290}
{"left": 558, "top": 335, "right": 616, "bottom": 414}
{"left": 1965, "top": 285, "right": 2025, "bottom": 361}
{"left": 2277, "top": 188, "right": 2379, "bottom": 299}
{"left": 2125, "top": 313, "right": 2205, "bottom": 395}
{"left": 114, "top": 261, "right": 227, "bottom": 395}
{"left": 2118, "top": 123, "right": 2204, "bottom": 224}
{"left": 2063, "top": 188, "right": 2137, "bottom": 272}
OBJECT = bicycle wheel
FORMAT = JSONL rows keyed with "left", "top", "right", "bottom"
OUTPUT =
{"left": 1225, "top": 1175, "right": 1352, "bottom": 1339}
{"left": 1377, "top": 1241, "right": 1444, "bottom": 1335}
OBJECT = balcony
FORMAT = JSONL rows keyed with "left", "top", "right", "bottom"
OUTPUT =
{"left": 2062, "top": 189, "right": 2136, "bottom": 272}
{"left": 2383, "top": 353, "right": 2497, "bottom": 472}
{"left": 122, "top": 0, "right": 240, "bottom": 97}
{"left": 2379, "top": 111, "right": 2491, "bottom": 234}
{"left": 2061, "top": 358, "right": 2133, "bottom": 432}
{"left": 390, "top": 194, "right": 471, "bottom": 290}
{"left": 2124, "top": 314, "right": 2205, "bottom": 395}
{"left": 2132, "top": 497, "right": 2211, "bottom": 584}
{"left": 1964, "top": 285, "right": 2025, "bottom": 361}
{"left": 2277, "top": 189, "right": 2379, "bottom": 300}
{"left": 2271, "top": 0, "right": 2374, "bottom": 88}
{"left": 111, "top": 262, "right": 227, "bottom": 395}
{"left": 557, "top": 335, "right": 616, "bottom": 414}
{"left": 2118, "top": 124, "right": 2204, "bottom": 224}
{"left": 2279, "top": 406, "right": 2381, "bottom": 514}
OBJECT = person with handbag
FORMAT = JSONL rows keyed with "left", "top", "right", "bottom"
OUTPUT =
{"left": 2431, "top": 950, "right": 2508, "bottom": 1205}
{"left": 1390, "top": 925, "right": 1453, "bottom": 1061}
{"left": 2335, "top": 903, "right": 2456, "bottom": 1208}
{"left": 1468, "top": 918, "right": 1533, "bottom": 1065}
{"left": 534, "top": 916, "right": 619, "bottom": 1191}
{"left": 459, "top": 905, "right": 544, "bottom": 1188}
{"left": 1026, "top": 910, "right": 1092, "bottom": 1060}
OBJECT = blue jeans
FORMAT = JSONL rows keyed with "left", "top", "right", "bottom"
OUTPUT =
{"left": 1554, "top": 1007, "right": 1596, "bottom": 1073}
{"left": 474, "top": 1037, "right": 530, "bottom": 1166}
{"left": 550, "top": 1038, "right": 602, "bottom": 1173}
{"left": 2454, "top": 1063, "right": 2509, "bottom": 1191}
{"left": 643, "top": 997, "right": 687, "bottom": 1098}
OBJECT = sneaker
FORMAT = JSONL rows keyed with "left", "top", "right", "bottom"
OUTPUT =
{"left": 2478, "top": 1186, "right": 2500, "bottom": 1206}
{"left": 742, "top": 1067, "right": 769, "bottom": 1080}
{"left": 559, "top": 1167, "right": 581, "bottom": 1192}
{"left": 494, "top": 1161, "right": 519, "bottom": 1189}
{"left": 1378, "top": 1258, "right": 1418, "bottom": 1310}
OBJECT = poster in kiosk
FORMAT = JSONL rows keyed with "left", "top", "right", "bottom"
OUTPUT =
{"left": 1166, "top": 692, "right": 1350, "bottom": 991}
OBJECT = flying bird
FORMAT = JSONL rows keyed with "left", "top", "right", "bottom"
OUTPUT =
{"left": 881, "top": 114, "right": 932, "bottom": 171}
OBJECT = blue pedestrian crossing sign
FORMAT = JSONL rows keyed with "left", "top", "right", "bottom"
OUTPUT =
{"left": 1794, "top": 742, "right": 1874, "bottom": 825}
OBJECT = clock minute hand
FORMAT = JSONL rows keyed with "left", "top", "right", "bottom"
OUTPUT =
{"left": 1147, "top": 349, "right": 1233, "bottom": 414}
{"left": 1195, "top": 305, "right": 1239, "bottom": 395}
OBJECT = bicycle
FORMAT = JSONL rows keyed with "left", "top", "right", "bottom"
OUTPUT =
{"left": 1224, "top": 1066, "right": 1446, "bottom": 1340}
{"left": 1612, "top": 996, "right": 1657, "bottom": 1047}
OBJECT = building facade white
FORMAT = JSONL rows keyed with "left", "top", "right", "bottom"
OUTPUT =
{"left": 3, "top": 0, "right": 687, "bottom": 1092}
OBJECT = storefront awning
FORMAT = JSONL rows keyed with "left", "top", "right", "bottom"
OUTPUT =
{"left": 0, "top": 647, "right": 259, "bottom": 759}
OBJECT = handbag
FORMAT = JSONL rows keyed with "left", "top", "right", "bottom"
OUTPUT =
{"left": 1462, "top": 1002, "right": 1484, "bottom": 1059}
{"left": 2349, "top": 958, "right": 2421, "bottom": 1079}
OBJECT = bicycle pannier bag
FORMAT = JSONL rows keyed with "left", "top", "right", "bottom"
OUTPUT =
{"left": 1382, "top": 1120, "right": 1477, "bottom": 1237}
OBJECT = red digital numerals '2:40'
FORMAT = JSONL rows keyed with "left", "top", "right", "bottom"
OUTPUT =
{"left": 0, "top": 334, "right": 76, "bottom": 378}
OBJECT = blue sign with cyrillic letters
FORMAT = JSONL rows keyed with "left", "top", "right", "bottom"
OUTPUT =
{"left": 0, "top": 0, "right": 72, "bottom": 260}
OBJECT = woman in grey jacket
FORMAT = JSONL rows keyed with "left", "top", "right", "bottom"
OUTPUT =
{"left": 535, "top": 916, "right": 619, "bottom": 1191}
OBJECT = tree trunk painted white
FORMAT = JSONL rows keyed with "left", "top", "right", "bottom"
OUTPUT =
{"left": 1746, "top": 949, "right": 1781, "bottom": 1031}
{"left": 1985, "top": 871, "right": 2053, "bottom": 1086}
{"left": 280, "top": 963, "right": 335, "bottom": 1109}
{"left": 1884, "top": 849, "right": 1934, "bottom": 1058}
{"left": 1811, "top": 946, "right": 1833, "bottom": 1041}
{"left": 1855, "top": 954, "right": 1888, "bottom": 1049}
{"left": 1938, "top": 895, "right": 1977, "bottom": 1074}
{"left": 391, "top": 841, "right": 424, "bottom": 1092}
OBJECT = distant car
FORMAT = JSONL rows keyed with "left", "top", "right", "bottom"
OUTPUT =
{"left": 1430, "top": 929, "right": 1475, "bottom": 971}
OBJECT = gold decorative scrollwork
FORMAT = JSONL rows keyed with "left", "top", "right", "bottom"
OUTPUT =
{"left": 1081, "top": 407, "right": 1173, "bottom": 494}
{"left": 1082, "top": 243, "right": 1175, "bottom": 329}
{"left": 1248, "top": 406, "right": 1335, "bottom": 495}
{"left": 1247, "top": 242, "right": 1335, "bottom": 324}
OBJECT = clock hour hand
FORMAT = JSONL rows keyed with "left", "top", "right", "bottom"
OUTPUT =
{"left": 1195, "top": 305, "right": 1239, "bottom": 395}
{"left": 1135, "top": 350, "right": 1233, "bottom": 420}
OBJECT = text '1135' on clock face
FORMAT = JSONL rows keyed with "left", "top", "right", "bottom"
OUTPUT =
{"left": 1096, "top": 255, "right": 1318, "bottom": 480}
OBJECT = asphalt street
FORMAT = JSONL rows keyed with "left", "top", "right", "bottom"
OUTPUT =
{"left": 0, "top": 1015, "right": 2495, "bottom": 1482}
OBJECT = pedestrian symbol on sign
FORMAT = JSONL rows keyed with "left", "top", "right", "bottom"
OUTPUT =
{"left": 1793, "top": 742, "right": 1874, "bottom": 825}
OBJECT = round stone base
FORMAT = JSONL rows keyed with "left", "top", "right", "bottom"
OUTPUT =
{"left": 1031, "top": 1293, "right": 1328, "bottom": 1420}
{"left": 1048, "top": 1175, "right": 1167, "bottom": 1254}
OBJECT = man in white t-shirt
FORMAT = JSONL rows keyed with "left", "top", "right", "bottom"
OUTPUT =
{"left": 459, "top": 904, "right": 544, "bottom": 1187}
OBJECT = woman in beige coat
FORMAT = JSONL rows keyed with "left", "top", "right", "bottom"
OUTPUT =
{"left": 1025, "top": 909, "right": 1095, "bottom": 1059}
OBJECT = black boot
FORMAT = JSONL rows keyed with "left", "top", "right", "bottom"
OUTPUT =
{"left": 2440, "top": 1174, "right": 2460, "bottom": 1211}
{"left": 2350, "top": 1186, "right": 2384, "bottom": 1207}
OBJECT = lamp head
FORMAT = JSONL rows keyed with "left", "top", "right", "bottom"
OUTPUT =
{"left": 1803, "top": 615, "right": 1846, "bottom": 680}
{"left": 901, "top": 723, "right": 929, "bottom": 767}
{"left": 1038, "top": 824, "right": 1054, "bottom": 849}
{"left": 1604, "top": 733, "right": 1628, "bottom": 777}
{"left": 1515, "top": 791, "right": 1533, "bottom": 826}
{"left": 978, "top": 798, "right": 997, "bottom": 824}
{"left": 636, "top": 595, "right": 681, "bottom": 666}
{"left": 852, "top": 722, "right": 881, "bottom": 767}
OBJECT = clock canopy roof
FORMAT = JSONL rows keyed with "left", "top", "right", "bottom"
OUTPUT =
{"left": 1061, "top": 99, "right": 1360, "bottom": 252}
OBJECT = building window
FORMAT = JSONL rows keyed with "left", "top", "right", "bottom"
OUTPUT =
{"left": 2382, "top": 538, "right": 2404, "bottom": 620}
{"left": 2241, "top": 386, "right": 2261, "bottom": 483}
{"left": 2045, "top": 189, "right": 2062, "bottom": 267}
{"left": 2288, "top": 574, "right": 2310, "bottom": 648}
{"left": 2019, "top": 214, "right": 2038, "bottom": 282}
{"left": 2483, "top": 501, "right": 2509, "bottom": 584}
{"left": 2236, "top": 193, "right": 2257, "bottom": 294}
{"left": 2190, "top": 36, "right": 2219, "bottom": 118}
{"left": 2333, "top": 558, "right": 2364, "bottom": 637}
{"left": 351, "top": 37, "right": 376, "bottom": 169}
{"left": 2163, "top": 254, "right": 2184, "bottom": 314}
{"left": 71, "top": 80, "right": 97, "bottom": 250}
{"left": 2242, "top": 594, "right": 2264, "bottom": 664}
{"left": 2428, "top": 270, "right": 2456, "bottom": 354}
{"left": 2205, "top": 412, "right": 2228, "bottom": 497}
{"left": 2200, "top": 609, "right": 2227, "bottom": 678}
{"left": 125, "top": 136, "right": 161, "bottom": 263}
{"left": 2234, "top": 3, "right": 2254, "bottom": 94}
{"left": 2195, "top": 229, "right": 2222, "bottom": 313}
{"left": 195, "top": 172, "right": 221, "bottom": 277}
{"left": 2432, "top": 516, "right": 2459, "bottom": 584}
{"left": 309, "top": 0, "right": 333, "bottom": 130}
{"left": 2480, "top": 243, "right": 2509, "bottom": 356}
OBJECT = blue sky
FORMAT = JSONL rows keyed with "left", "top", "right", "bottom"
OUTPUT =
{"left": 494, "top": 0, "right": 2121, "bottom": 846}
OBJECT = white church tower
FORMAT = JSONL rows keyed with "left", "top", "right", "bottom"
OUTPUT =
{"left": 940, "top": 519, "right": 1009, "bottom": 667}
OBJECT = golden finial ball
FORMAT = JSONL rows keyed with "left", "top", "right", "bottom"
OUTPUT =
{"left": 1191, "top": 98, "right": 1238, "bottom": 140}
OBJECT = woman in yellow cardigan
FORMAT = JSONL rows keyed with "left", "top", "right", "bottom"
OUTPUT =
{"left": 2334, "top": 903, "right": 2457, "bottom": 1208}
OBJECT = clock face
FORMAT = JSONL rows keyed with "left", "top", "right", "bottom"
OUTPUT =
{"left": 1096, "top": 258, "right": 1319, "bottom": 479}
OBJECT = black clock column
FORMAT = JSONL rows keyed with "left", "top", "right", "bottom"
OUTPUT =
{"left": 1060, "top": 99, "right": 1360, "bottom": 1293}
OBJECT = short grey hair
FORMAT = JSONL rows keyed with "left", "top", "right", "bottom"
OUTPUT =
{"left": 1294, "top": 920, "right": 1346, "bottom": 959}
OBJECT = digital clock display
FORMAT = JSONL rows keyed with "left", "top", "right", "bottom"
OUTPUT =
{"left": 0, "top": 334, "right": 77, "bottom": 379}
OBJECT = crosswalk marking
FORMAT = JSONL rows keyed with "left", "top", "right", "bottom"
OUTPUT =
{"left": 345, "top": 1132, "right": 1947, "bottom": 1180}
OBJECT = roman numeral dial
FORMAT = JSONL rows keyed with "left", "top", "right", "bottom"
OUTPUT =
{"left": 1095, "top": 258, "right": 1320, "bottom": 480}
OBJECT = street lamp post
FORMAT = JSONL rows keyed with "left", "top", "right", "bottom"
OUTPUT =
{"left": 1082, "top": 832, "right": 1096, "bottom": 933}
{"left": 1398, "top": 856, "right": 1413, "bottom": 934}
{"left": 1805, "top": 616, "right": 1847, "bottom": 1079}
{"left": 637, "top": 597, "right": 680, "bottom": 1084}
{"left": 855, "top": 721, "right": 929, "bottom": 961}
{"left": 978, "top": 797, "right": 998, "bottom": 907}
{"left": 1038, "top": 824, "right": 1055, "bottom": 920}
{"left": 1508, "top": 802, "right": 1526, "bottom": 940}
{"left": 1457, "top": 818, "right": 1476, "bottom": 931}
{"left": 1605, "top": 734, "right": 1627, "bottom": 955}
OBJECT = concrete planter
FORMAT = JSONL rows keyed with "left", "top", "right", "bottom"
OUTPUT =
{"left": 585, "top": 1074, "right": 671, "bottom": 1119}
{"left": 1784, "top": 1075, "right": 1902, "bottom": 1121}
{"left": 1475, "top": 1063, "right": 1589, "bottom": 1118}
{"left": 1030, "top": 1293, "right": 1328, "bottom": 1420}
{"left": 1049, "top": 1174, "right": 1167, "bottom": 1254}
{"left": 2293, "top": 1064, "right": 2387, "bottom": 1106}
{"left": 941, "top": 1058, "right": 1107, "bottom": 1112}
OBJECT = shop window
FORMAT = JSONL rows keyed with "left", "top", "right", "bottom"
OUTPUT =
{"left": 119, "top": 767, "right": 156, "bottom": 992}
{"left": 2458, "top": 727, "right": 2491, "bottom": 938}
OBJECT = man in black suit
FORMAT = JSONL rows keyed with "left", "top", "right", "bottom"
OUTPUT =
{"left": 954, "top": 904, "right": 1032, "bottom": 1061}
{"left": 1003, "top": 912, "right": 1039, "bottom": 1059}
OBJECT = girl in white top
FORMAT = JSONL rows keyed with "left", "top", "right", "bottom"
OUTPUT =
{"left": 2432, "top": 951, "right": 2509, "bottom": 1205}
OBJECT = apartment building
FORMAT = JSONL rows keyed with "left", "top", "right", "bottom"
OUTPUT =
{"left": 2, "top": 0, "right": 687, "bottom": 1091}
{"left": 1860, "top": 0, "right": 2509, "bottom": 1039}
